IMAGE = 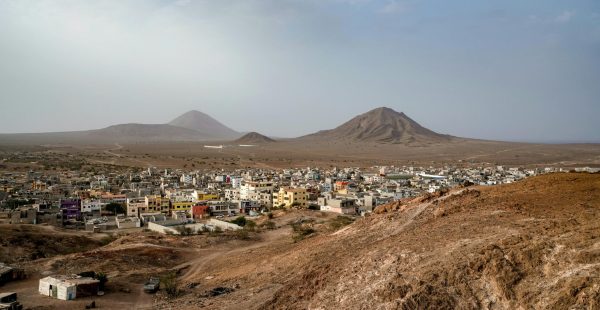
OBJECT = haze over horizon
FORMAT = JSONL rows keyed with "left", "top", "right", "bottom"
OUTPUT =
{"left": 1, "top": 0, "right": 599, "bottom": 143}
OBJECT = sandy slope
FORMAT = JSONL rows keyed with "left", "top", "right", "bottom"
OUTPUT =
{"left": 164, "top": 173, "right": 600, "bottom": 309}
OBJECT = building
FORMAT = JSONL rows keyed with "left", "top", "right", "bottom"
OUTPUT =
{"left": 126, "top": 198, "right": 146, "bottom": 217}
{"left": 170, "top": 201, "right": 194, "bottom": 215}
{"left": 318, "top": 195, "right": 357, "bottom": 215}
{"left": 59, "top": 199, "right": 81, "bottom": 220}
{"left": 38, "top": 275, "right": 99, "bottom": 301}
{"left": 191, "top": 205, "right": 210, "bottom": 219}
{"left": 273, "top": 187, "right": 308, "bottom": 208}
{"left": 81, "top": 199, "right": 104, "bottom": 214}
{"left": 240, "top": 181, "right": 273, "bottom": 200}
{"left": 239, "top": 200, "right": 261, "bottom": 215}
{"left": 334, "top": 181, "right": 349, "bottom": 192}
{"left": 0, "top": 263, "right": 25, "bottom": 286}
{"left": 208, "top": 202, "right": 238, "bottom": 216}
{"left": 193, "top": 191, "right": 219, "bottom": 201}
{"left": 144, "top": 195, "right": 170, "bottom": 214}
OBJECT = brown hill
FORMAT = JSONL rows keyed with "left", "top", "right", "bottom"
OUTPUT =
{"left": 160, "top": 173, "right": 600, "bottom": 309}
{"left": 89, "top": 123, "right": 214, "bottom": 141}
{"left": 0, "top": 124, "right": 211, "bottom": 144}
{"left": 300, "top": 107, "right": 453, "bottom": 144}
{"left": 0, "top": 110, "right": 241, "bottom": 144}
{"left": 168, "top": 110, "right": 240, "bottom": 139}
{"left": 235, "top": 132, "right": 276, "bottom": 144}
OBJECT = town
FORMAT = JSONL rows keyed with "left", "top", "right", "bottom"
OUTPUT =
{"left": 2, "top": 161, "right": 594, "bottom": 229}
{"left": 2, "top": 154, "right": 598, "bottom": 308}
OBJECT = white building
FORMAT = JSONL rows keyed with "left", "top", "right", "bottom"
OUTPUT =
{"left": 81, "top": 200, "right": 104, "bottom": 213}
{"left": 39, "top": 276, "right": 99, "bottom": 301}
{"left": 240, "top": 181, "right": 273, "bottom": 201}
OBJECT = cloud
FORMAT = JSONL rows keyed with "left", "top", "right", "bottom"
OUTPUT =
{"left": 554, "top": 10, "right": 575, "bottom": 23}
{"left": 174, "top": 0, "right": 191, "bottom": 6}
{"left": 378, "top": 0, "right": 408, "bottom": 14}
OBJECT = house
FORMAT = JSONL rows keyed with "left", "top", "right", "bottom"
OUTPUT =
{"left": 144, "top": 195, "right": 170, "bottom": 214}
{"left": 9, "top": 208, "right": 36, "bottom": 224}
{"left": 318, "top": 195, "right": 357, "bottom": 215}
{"left": 191, "top": 205, "right": 210, "bottom": 219}
{"left": 240, "top": 181, "right": 273, "bottom": 201}
{"left": 38, "top": 275, "right": 99, "bottom": 301}
{"left": 208, "top": 202, "right": 238, "bottom": 216}
{"left": 239, "top": 200, "right": 261, "bottom": 214}
{"left": 59, "top": 199, "right": 81, "bottom": 220}
{"left": 126, "top": 198, "right": 146, "bottom": 217}
{"left": 192, "top": 191, "right": 219, "bottom": 201}
{"left": 273, "top": 187, "right": 308, "bottom": 208}
{"left": 0, "top": 263, "right": 25, "bottom": 286}
{"left": 170, "top": 201, "right": 194, "bottom": 215}
{"left": 81, "top": 199, "right": 104, "bottom": 214}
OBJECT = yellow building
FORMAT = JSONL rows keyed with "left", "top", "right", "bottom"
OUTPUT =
{"left": 273, "top": 187, "right": 308, "bottom": 208}
{"left": 195, "top": 192, "right": 219, "bottom": 201}
{"left": 170, "top": 201, "right": 194, "bottom": 214}
{"left": 144, "top": 195, "right": 170, "bottom": 214}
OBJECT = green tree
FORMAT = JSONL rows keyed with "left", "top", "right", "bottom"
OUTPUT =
{"left": 230, "top": 216, "right": 247, "bottom": 227}
{"left": 105, "top": 203, "right": 125, "bottom": 215}
{"left": 95, "top": 272, "right": 108, "bottom": 291}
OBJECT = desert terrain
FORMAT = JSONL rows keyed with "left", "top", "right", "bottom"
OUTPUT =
{"left": 2, "top": 172, "right": 599, "bottom": 309}
{"left": 2, "top": 139, "right": 600, "bottom": 173}
{"left": 1, "top": 107, "right": 599, "bottom": 170}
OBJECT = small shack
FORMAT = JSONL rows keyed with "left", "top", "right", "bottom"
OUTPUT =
{"left": 0, "top": 263, "right": 25, "bottom": 286}
{"left": 38, "top": 275, "right": 99, "bottom": 301}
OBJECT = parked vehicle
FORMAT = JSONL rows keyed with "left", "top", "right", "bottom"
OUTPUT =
{"left": 143, "top": 277, "right": 160, "bottom": 293}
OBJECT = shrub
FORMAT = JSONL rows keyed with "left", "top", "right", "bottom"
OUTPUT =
{"left": 100, "top": 234, "right": 116, "bottom": 246}
{"left": 161, "top": 272, "right": 180, "bottom": 298}
{"left": 175, "top": 226, "right": 194, "bottom": 236}
{"left": 244, "top": 220, "right": 257, "bottom": 231}
{"left": 233, "top": 229, "right": 250, "bottom": 240}
{"left": 230, "top": 216, "right": 247, "bottom": 227}
{"left": 95, "top": 272, "right": 108, "bottom": 291}
{"left": 328, "top": 216, "right": 354, "bottom": 230}
{"left": 291, "top": 223, "right": 315, "bottom": 242}
{"left": 264, "top": 221, "right": 276, "bottom": 230}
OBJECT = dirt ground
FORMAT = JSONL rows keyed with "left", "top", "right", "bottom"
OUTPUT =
{"left": 0, "top": 211, "right": 339, "bottom": 309}
{"left": 2, "top": 173, "right": 599, "bottom": 309}
{"left": 157, "top": 172, "right": 600, "bottom": 309}
{"left": 2, "top": 139, "right": 600, "bottom": 171}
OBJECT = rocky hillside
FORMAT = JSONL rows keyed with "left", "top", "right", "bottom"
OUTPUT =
{"left": 300, "top": 107, "right": 454, "bottom": 144}
{"left": 234, "top": 132, "right": 275, "bottom": 144}
{"left": 168, "top": 110, "right": 240, "bottom": 139}
{"left": 167, "top": 172, "right": 600, "bottom": 309}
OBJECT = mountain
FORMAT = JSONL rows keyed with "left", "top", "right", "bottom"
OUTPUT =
{"left": 168, "top": 110, "right": 240, "bottom": 139}
{"left": 300, "top": 107, "right": 453, "bottom": 144}
{"left": 87, "top": 124, "right": 212, "bottom": 142}
{"left": 234, "top": 132, "right": 276, "bottom": 144}
{"left": 0, "top": 110, "right": 242, "bottom": 144}
{"left": 0, "top": 124, "right": 211, "bottom": 144}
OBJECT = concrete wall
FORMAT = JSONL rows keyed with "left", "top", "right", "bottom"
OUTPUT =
{"left": 207, "top": 219, "right": 242, "bottom": 231}
{"left": 147, "top": 222, "right": 179, "bottom": 235}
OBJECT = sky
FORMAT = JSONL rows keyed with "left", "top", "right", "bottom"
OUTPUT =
{"left": 0, "top": 0, "right": 599, "bottom": 143}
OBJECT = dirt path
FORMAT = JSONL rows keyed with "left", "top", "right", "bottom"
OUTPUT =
{"left": 104, "top": 143, "right": 124, "bottom": 157}
{"left": 133, "top": 286, "right": 154, "bottom": 309}
{"left": 177, "top": 229, "right": 286, "bottom": 284}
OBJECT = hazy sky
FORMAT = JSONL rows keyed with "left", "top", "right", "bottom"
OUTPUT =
{"left": 0, "top": 0, "right": 599, "bottom": 142}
